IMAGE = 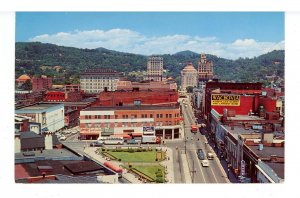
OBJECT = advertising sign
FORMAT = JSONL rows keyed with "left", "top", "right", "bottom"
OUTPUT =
{"left": 143, "top": 126, "right": 154, "bottom": 132}
{"left": 211, "top": 94, "right": 240, "bottom": 106}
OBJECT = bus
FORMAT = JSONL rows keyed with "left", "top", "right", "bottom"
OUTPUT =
{"left": 100, "top": 137, "right": 124, "bottom": 145}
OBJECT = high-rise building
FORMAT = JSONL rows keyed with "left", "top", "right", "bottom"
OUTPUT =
{"left": 144, "top": 56, "right": 164, "bottom": 81}
{"left": 181, "top": 62, "right": 198, "bottom": 90}
{"left": 198, "top": 53, "right": 213, "bottom": 82}
{"left": 80, "top": 68, "right": 120, "bottom": 93}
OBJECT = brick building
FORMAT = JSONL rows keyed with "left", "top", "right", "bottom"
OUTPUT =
{"left": 95, "top": 90, "right": 178, "bottom": 107}
{"left": 79, "top": 105, "right": 181, "bottom": 140}
{"left": 32, "top": 75, "right": 52, "bottom": 92}
{"left": 116, "top": 80, "right": 177, "bottom": 91}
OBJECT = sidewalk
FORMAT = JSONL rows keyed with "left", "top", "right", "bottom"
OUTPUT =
{"left": 84, "top": 147, "right": 143, "bottom": 183}
{"left": 181, "top": 153, "right": 192, "bottom": 183}
{"left": 159, "top": 147, "right": 175, "bottom": 183}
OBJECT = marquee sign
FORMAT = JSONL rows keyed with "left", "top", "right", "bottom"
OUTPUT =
{"left": 211, "top": 94, "right": 240, "bottom": 106}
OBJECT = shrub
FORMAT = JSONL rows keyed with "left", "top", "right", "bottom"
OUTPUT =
{"left": 155, "top": 177, "right": 164, "bottom": 183}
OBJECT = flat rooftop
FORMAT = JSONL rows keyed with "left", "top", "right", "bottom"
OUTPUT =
{"left": 264, "top": 161, "right": 284, "bottom": 179}
{"left": 15, "top": 148, "right": 79, "bottom": 160}
{"left": 83, "top": 104, "right": 179, "bottom": 111}
{"left": 227, "top": 115, "right": 265, "bottom": 121}
{"left": 224, "top": 125, "right": 261, "bottom": 140}
{"left": 248, "top": 145, "right": 284, "bottom": 159}
{"left": 16, "top": 103, "right": 62, "bottom": 111}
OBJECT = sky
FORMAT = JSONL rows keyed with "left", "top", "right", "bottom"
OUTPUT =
{"left": 16, "top": 12, "right": 284, "bottom": 59}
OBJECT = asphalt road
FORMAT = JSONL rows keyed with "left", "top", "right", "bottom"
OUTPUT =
{"left": 180, "top": 97, "right": 229, "bottom": 183}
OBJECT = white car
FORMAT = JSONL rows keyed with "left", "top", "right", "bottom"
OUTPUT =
{"left": 59, "top": 136, "right": 66, "bottom": 141}
{"left": 201, "top": 160, "right": 209, "bottom": 167}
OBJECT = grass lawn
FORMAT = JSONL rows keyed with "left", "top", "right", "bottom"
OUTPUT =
{"left": 106, "top": 150, "right": 161, "bottom": 162}
{"left": 133, "top": 165, "right": 165, "bottom": 181}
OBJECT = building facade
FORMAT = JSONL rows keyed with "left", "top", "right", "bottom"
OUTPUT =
{"left": 198, "top": 53, "right": 213, "bottom": 82}
{"left": 80, "top": 68, "right": 120, "bottom": 94}
{"left": 144, "top": 56, "right": 164, "bottom": 81}
{"left": 181, "top": 62, "right": 198, "bottom": 90}
{"left": 15, "top": 103, "right": 65, "bottom": 132}
{"left": 79, "top": 105, "right": 181, "bottom": 140}
{"left": 32, "top": 75, "right": 52, "bottom": 92}
{"left": 95, "top": 90, "right": 178, "bottom": 107}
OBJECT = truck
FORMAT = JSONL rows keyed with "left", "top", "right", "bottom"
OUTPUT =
{"left": 142, "top": 135, "right": 161, "bottom": 144}
{"left": 127, "top": 139, "right": 139, "bottom": 144}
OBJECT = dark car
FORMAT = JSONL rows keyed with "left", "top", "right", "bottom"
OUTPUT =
{"left": 197, "top": 149, "right": 205, "bottom": 160}
{"left": 90, "top": 142, "right": 103, "bottom": 147}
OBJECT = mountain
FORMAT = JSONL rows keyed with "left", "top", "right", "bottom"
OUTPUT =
{"left": 15, "top": 42, "right": 284, "bottom": 85}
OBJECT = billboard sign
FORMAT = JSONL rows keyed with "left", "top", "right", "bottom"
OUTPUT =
{"left": 211, "top": 94, "right": 240, "bottom": 106}
{"left": 241, "top": 160, "right": 246, "bottom": 176}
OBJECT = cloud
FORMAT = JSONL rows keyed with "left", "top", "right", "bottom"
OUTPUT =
{"left": 29, "top": 29, "right": 284, "bottom": 59}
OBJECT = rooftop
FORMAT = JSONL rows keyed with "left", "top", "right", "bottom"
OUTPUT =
{"left": 248, "top": 145, "right": 284, "bottom": 159}
{"left": 264, "top": 161, "right": 285, "bottom": 179}
{"left": 15, "top": 160, "right": 107, "bottom": 181}
{"left": 83, "top": 104, "right": 180, "bottom": 111}
{"left": 16, "top": 103, "right": 63, "bottom": 111}
{"left": 15, "top": 148, "right": 78, "bottom": 159}
{"left": 81, "top": 68, "right": 120, "bottom": 76}
{"left": 224, "top": 125, "right": 261, "bottom": 140}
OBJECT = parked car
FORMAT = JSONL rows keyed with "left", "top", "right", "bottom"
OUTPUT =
{"left": 201, "top": 160, "right": 209, "bottom": 167}
{"left": 197, "top": 149, "right": 205, "bottom": 160}
{"left": 90, "top": 142, "right": 103, "bottom": 147}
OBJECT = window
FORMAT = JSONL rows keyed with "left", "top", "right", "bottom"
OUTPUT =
{"left": 131, "top": 114, "right": 137, "bottom": 119}
{"left": 104, "top": 122, "right": 109, "bottom": 128}
{"left": 95, "top": 115, "right": 101, "bottom": 119}
{"left": 160, "top": 114, "right": 163, "bottom": 118}
{"left": 169, "top": 114, "right": 172, "bottom": 118}
{"left": 115, "top": 115, "right": 118, "bottom": 119}
{"left": 122, "top": 122, "right": 128, "bottom": 127}
{"left": 132, "top": 122, "right": 137, "bottom": 127}
{"left": 166, "top": 114, "right": 169, "bottom": 118}
{"left": 114, "top": 122, "right": 118, "bottom": 127}
{"left": 156, "top": 114, "right": 159, "bottom": 118}
{"left": 85, "top": 115, "right": 91, "bottom": 119}
{"left": 95, "top": 123, "right": 101, "bottom": 128}
{"left": 150, "top": 114, "right": 153, "bottom": 118}
{"left": 104, "top": 115, "right": 110, "bottom": 119}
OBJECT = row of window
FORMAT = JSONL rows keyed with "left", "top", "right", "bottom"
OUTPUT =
{"left": 84, "top": 113, "right": 180, "bottom": 120}
{"left": 84, "top": 120, "right": 180, "bottom": 128}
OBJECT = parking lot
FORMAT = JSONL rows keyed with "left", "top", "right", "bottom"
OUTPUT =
{"left": 55, "top": 126, "right": 80, "bottom": 142}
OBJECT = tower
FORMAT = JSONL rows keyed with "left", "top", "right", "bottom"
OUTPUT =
{"left": 181, "top": 62, "right": 198, "bottom": 91}
{"left": 144, "top": 56, "right": 164, "bottom": 81}
{"left": 198, "top": 53, "right": 213, "bottom": 83}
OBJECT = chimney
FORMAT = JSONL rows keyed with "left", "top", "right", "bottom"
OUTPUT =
{"left": 44, "top": 131, "right": 53, "bottom": 150}
{"left": 15, "top": 133, "right": 21, "bottom": 153}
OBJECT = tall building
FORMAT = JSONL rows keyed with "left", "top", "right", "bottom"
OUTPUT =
{"left": 181, "top": 62, "right": 198, "bottom": 90}
{"left": 198, "top": 53, "right": 213, "bottom": 83}
{"left": 80, "top": 68, "right": 120, "bottom": 94}
{"left": 32, "top": 75, "right": 52, "bottom": 92}
{"left": 144, "top": 56, "right": 164, "bottom": 81}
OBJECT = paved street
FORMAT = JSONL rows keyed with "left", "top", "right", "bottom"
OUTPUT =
{"left": 175, "top": 97, "right": 229, "bottom": 183}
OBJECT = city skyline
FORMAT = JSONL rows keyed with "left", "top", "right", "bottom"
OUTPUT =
{"left": 16, "top": 12, "right": 284, "bottom": 59}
